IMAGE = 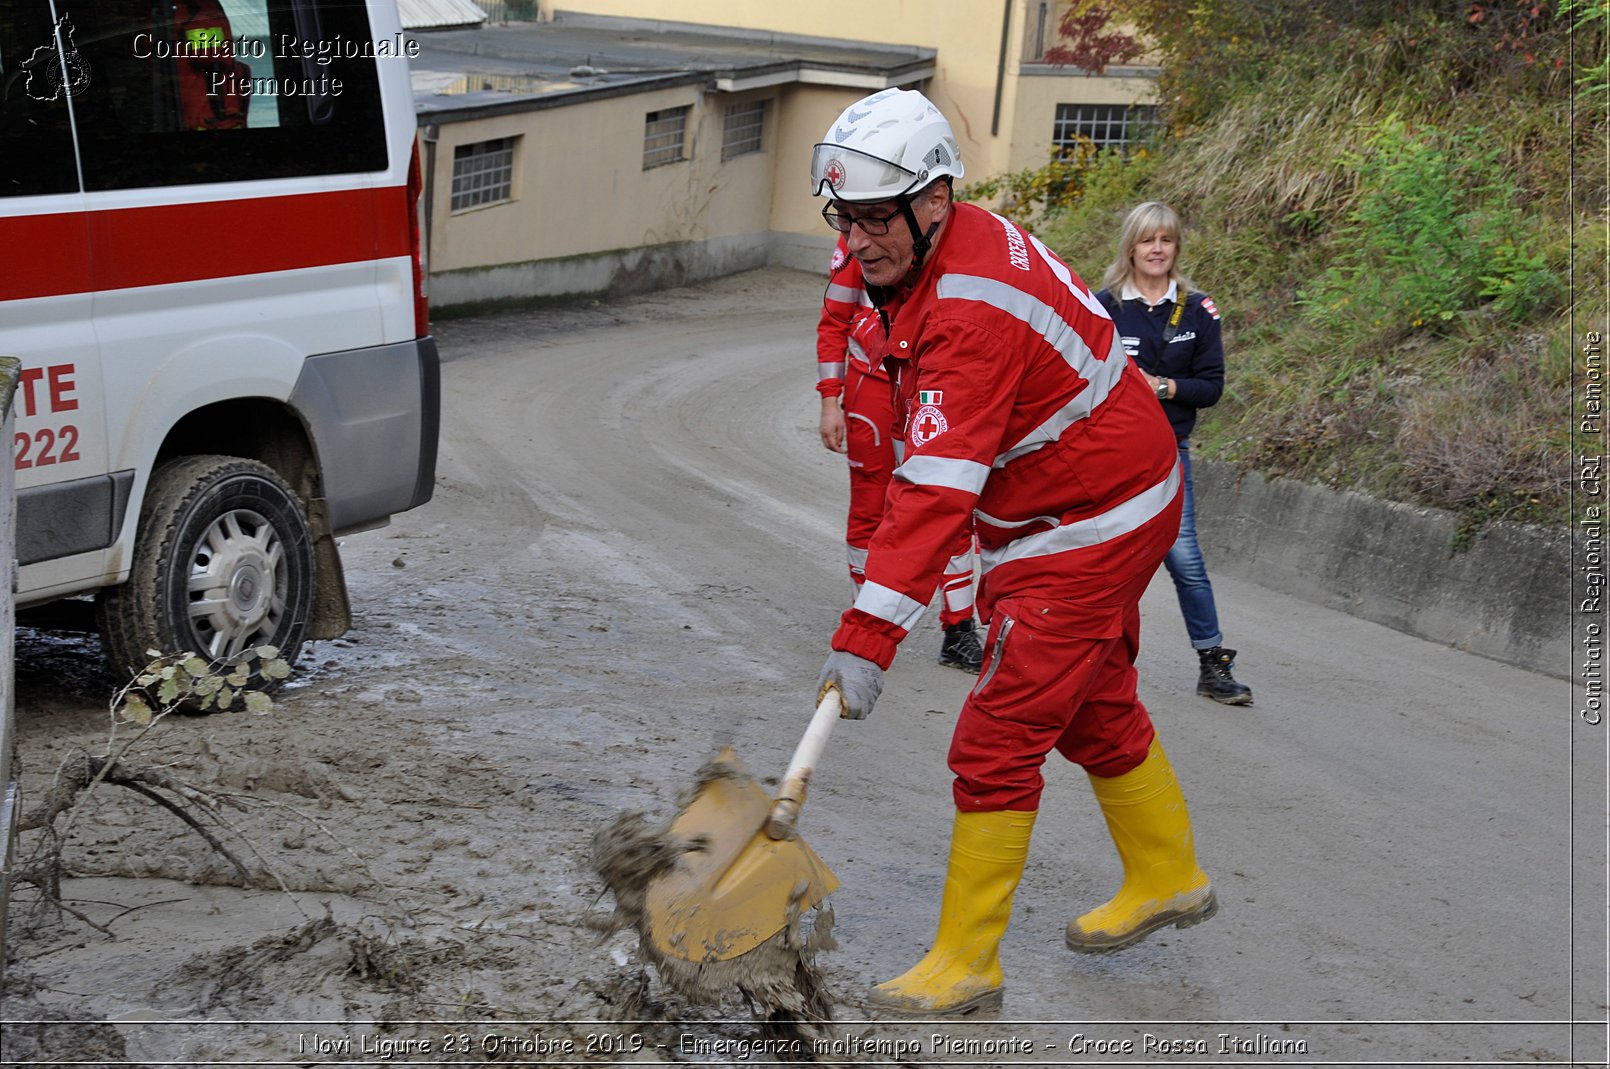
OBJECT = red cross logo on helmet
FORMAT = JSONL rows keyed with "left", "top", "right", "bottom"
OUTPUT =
{"left": 822, "top": 158, "right": 847, "bottom": 191}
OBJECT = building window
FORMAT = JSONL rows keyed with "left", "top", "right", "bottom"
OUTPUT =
{"left": 643, "top": 106, "right": 690, "bottom": 169}
{"left": 721, "top": 100, "right": 769, "bottom": 160}
{"left": 1052, "top": 104, "right": 1158, "bottom": 153}
{"left": 451, "top": 137, "right": 516, "bottom": 211}
{"left": 1024, "top": 0, "right": 1053, "bottom": 62}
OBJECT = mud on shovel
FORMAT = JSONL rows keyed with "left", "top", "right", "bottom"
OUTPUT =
{"left": 643, "top": 689, "right": 844, "bottom": 964}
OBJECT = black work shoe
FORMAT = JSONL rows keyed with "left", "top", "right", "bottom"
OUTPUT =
{"left": 1197, "top": 647, "right": 1253, "bottom": 705}
{"left": 939, "top": 621, "right": 984, "bottom": 673}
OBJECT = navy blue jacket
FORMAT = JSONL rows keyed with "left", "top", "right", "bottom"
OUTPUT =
{"left": 1096, "top": 287, "right": 1224, "bottom": 443}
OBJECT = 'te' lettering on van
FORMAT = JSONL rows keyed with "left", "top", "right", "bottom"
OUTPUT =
{"left": 0, "top": 0, "right": 439, "bottom": 692}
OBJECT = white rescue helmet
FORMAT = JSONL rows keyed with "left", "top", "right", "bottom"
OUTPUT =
{"left": 810, "top": 88, "right": 965, "bottom": 202}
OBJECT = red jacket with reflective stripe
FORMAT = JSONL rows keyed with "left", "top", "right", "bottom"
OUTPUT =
{"left": 831, "top": 203, "right": 1182, "bottom": 669}
{"left": 815, "top": 238, "right": 882, "bottom": 397}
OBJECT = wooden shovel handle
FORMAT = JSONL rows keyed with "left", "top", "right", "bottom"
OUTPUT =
{"left": 763, "top": 689, "right": 842, "bottom": 840}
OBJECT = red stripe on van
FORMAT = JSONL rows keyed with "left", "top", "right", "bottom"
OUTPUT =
{"left": 9, "top": 214, "right": 95, "bottom": 299}
{"left": 3, "top": 187, "right": 411, "bottom": 302}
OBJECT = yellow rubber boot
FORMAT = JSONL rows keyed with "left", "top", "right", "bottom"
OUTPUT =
{"left": 869, "top": 809, "right": 1036, "bottom": 1016}
{"left": 1065, "top": 738, "right": 1216, "bottom": 953}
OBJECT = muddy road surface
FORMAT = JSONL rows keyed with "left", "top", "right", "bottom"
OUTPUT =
{"left": 2, "top": 268, "right": 1598, "bottom": 1068}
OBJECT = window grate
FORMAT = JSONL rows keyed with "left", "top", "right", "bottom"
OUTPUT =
{"left": 721, "top": 100, "right": 768, "bottom": 160}
{"left": 451, "top": 137, "right": 516, "bottom": 210}
{"left": 643, "top": 106, "right": 690, "bottom": 169}
{"left": 1052, "top": 104, "right": 1159, "bottom": 153}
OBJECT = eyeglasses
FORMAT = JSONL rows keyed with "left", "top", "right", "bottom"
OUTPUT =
{"left": 821, "top": 201, "right": 906, "bottom": 236}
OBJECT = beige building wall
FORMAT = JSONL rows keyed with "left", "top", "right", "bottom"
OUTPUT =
{"left": 420, "top": 3, "right": 1160, "bottom": 306}
{"left": 537, "top": 0, "right": 1149, "bottom": 183}
{"left": 768, "top": 84, "right": 865, "bottom": 239}
{"left": 1009, "top": 69, "right": 1157, "bottom": 171}
{"left": 428, "top": 84, "right": 785, "bottom": 274}
{"left": 423, "top": 79, "right": 901, "bottom": 305}
{"left": 425, "top": 83, "right": 812, "bottom": 305}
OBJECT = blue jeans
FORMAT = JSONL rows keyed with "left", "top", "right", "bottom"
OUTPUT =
{"left": 1164, "top": 444, "right": 1223, "bottom": 650}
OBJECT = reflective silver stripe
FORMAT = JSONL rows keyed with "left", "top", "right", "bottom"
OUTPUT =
{"left": 978, "top": 461, "right": 1182, "bottom": 573}
{"left": 853, "top": 580, "right": 928, "bottom": 632}
{"left": 826, "top": 282, "right": 867, "bottom": 305}
{"left": 974, "top": 613, "right": 1013, "bottom": 692}
{"left": 1025, "top": 228, "right": 1110, "bottom": 321}
{"left": 893, "top": 453, "right": 990, "bottom": 495}
{"left": 892, "top": 437, "right": 906, "bottom": 465}
{"left": 846, "top": 544, "right": 869, "bottom": 572}
{"left": 974, "top": 508, "right": 1063, "bottom": 530}
{"left": 846, "top": 410, "right": 881, "bottom": 446}
{"left": 933, "top": 273, "right": 1125, "bottom": 467}
{"left": 818, "top": 360, "right": 846, "bottom": 381}
{"left": 845, "top": 333, "right": 875, "bottom": 373}
{"left": 943, "top": 584, "right": 973, "bottom": 613}
{"left": 943, "top": 546, "right": 975, "bottom": 613}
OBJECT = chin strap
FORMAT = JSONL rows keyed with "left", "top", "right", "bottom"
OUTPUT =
{"left": 898, "top": 192, "right": 946, "bottom": 276}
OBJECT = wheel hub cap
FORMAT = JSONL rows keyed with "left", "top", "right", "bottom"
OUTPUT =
{"left": 188, "top": 508, "right": 285, "bottom": 661}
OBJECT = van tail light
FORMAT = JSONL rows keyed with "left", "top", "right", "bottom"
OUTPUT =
{"left": 407, "top": 140, "right": 429, "bottom": 338}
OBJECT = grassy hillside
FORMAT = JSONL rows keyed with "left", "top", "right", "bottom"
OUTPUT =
{"left": 971, "top": 1, "right": 1605, "bottom": 530}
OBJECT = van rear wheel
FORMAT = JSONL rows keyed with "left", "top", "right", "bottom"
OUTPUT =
{"left": 98, "top": 455, "right": 315, "bottom": 694}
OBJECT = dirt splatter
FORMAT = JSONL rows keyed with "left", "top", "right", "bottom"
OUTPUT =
{"left": 589, "top": 758, "right": 838, "bottom": 1027}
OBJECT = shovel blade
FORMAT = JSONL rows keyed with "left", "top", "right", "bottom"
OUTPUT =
{"left": 645, "top": 748, "right": 838, "bottom": 963}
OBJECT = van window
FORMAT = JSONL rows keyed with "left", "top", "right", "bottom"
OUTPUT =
{"left": 32, "top": 0, "right": 389, "bottom": 192}
{"left": 0, "top": 2, "right": 81, "bottom": 196}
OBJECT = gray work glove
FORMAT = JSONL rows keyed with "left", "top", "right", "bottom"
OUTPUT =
{"left": 817, "top": 650, "right": 884, "bottom": 720}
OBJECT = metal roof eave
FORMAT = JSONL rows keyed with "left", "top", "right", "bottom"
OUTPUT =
{"left": 715, "top": 58, "right": 937, "bottom": 93}
{"left": 415, "top": 70, "right": 710, "bottom": 123}
{"left": 398, "top": 0, "right": 487, "bottom": 30}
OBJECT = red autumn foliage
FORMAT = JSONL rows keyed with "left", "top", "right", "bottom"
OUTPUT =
{"left": 1042, "top": 8, "right": 1145, "bottom": 74}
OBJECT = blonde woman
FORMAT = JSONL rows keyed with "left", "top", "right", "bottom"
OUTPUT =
{"left": 1096, "top": 201, "right": 1252, "bottom": 705}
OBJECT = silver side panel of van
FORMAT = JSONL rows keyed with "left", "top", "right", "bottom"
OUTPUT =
{"left": 290, "top": 336, "right": 440, "bottom": 535}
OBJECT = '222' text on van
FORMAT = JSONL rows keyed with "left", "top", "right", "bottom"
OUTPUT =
{"left": 1, "top": 0, "right": 438, "bottom": 687}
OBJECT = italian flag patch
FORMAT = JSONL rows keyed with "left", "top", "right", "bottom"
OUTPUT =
{"left": 918, "top": 390, "right": 943, "bottom": 405}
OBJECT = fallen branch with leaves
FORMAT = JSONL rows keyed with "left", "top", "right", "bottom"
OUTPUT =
{"left": 12, "top": 647, "right": 305, "bottom": 931}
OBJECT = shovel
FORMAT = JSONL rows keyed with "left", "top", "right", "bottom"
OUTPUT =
{"left": 642, "top": 689, "right": 844, "bottom": 963}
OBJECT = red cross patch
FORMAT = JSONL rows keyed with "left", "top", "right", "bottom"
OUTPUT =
{"left": 911, "top": 404, "right": 948, "bottom": 446}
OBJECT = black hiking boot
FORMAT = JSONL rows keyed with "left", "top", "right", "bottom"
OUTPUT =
{"left": 1197, "top": 647, "right": 1253, "bottom": 705}
{"left": 939, "top": 620, "right": 984, "bottom": 673}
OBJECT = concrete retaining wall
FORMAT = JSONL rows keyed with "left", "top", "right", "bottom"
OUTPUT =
{"left": 429, "top": 230, "right": 835, "bottom": 311}
{"left": 1193, "top": 458, "right": 1570, "bottom": 679}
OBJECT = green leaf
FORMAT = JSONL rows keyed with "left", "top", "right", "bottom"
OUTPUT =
{"left": 158, "top": 677, "right": 181, "bottom": 704}
{"left": 254, "top": 645, "right": 280, "bottom": 660}
{"left": 122, "top": 694, "right": 153, "bottom": 726}
{"left": 218, "top": 686, "right": 235, "bottom": 709}
{"left": 226, "top": 667, "right": 250, "bottom": 688}
{"left": 182, "top": 656, "right": 210, "bottom": 679}
{"left": 261, "top": 659, "right": 292, "bottom": 681}
{"left": 244, "top": 691, "right": 274, "bottom": 715}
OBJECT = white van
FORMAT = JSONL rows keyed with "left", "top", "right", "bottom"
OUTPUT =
{"left": 0, "top": 0, "right": 438, "bottom": 684}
